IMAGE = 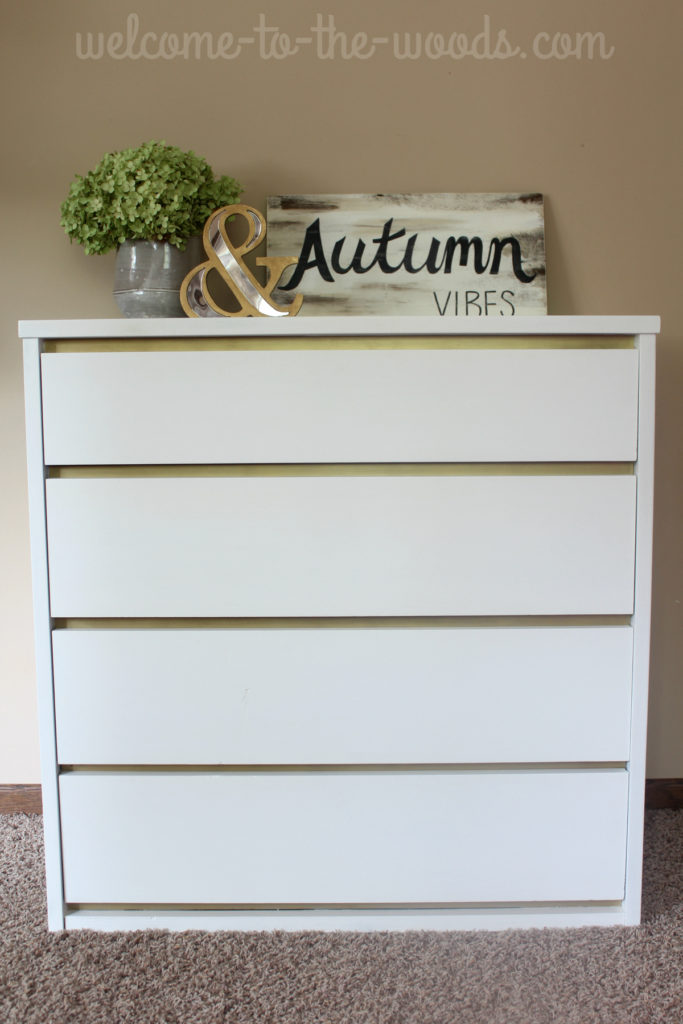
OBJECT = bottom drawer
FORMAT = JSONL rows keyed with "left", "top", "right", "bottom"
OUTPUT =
{"left": 59, "top": 770, "right": 629, "bottom": 905}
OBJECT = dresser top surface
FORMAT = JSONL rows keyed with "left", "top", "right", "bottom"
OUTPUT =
{"left": 18, "top": 315, "right": 660, "bottom": 340}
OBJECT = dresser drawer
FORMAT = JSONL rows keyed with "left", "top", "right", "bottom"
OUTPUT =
{"left": 40, "top": 349, "right": 639, "bottom": 465}
{"left": 45, "top": 475, "right": 637, "bottom": 617}
{"left": 53, "top": 626, "right": 633, "bottom": 765}
{"left": 59, "top": 769, "right": 629, "bottom": 905}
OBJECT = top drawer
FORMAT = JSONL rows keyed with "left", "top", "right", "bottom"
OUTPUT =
{"left": 40, "top": 349, "right": 639, "bottom": 465}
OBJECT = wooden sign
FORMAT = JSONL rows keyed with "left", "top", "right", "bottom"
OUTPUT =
{"left": 266, "top": 193, "right": 546, "bottom": 316}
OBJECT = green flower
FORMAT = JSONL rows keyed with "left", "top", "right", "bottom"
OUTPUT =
{"left": 60, "top": 141, "right": 242, "bottom": 255}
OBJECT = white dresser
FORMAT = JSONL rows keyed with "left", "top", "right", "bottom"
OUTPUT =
{"left": 20, "top": 316, "right": 658, "bottom": 932}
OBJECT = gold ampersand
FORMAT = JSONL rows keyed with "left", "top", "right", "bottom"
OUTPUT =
{"left": 181, "top": 204, "right": 303, "bottom": 318}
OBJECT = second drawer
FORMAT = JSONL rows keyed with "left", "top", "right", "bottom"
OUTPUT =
{"left": 45, "top": 475, "right": 637, "bottom": 617}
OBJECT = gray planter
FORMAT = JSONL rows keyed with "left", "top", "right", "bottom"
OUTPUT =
{"left": 113, "top": 237, "right": 204, "bottom": 317}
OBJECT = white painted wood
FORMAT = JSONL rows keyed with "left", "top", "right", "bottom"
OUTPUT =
{"left": 59, "top": 770, "right": 629, "bottom": 905}
{"left": 20, "top": 317, "right": 658, "bottom": 932}
{"left": 64, "top": 905, "right": 634, "bottom": 933}
{"left": 40, "top": 349, "right": 639, "bottom": 465}
{"left": 623, "top": 335, "right": 657, "bottom": 924}
{"left": 18, "top": 315, "right": 661, "bottom": 339}
{"left": 53, "top": 626, "right": 634, "bottom": 765}
{"left": 21, "top": 339, "right": 65, "bottom": 931}
{"left": 45, "top": 475, "right": 637, "bottom": 618}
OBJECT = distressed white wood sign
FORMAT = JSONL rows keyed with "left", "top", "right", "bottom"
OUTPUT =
{"left": 266, "top": 193, "right": 546, "bottom": 316}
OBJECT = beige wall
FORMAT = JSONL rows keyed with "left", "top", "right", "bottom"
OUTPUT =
{"left": 1, "top": 0, "right": 681, "bottom": 780}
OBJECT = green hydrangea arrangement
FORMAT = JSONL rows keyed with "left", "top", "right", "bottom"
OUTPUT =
{"left": 60, "top": 141, "right": 242, "bottom": 255}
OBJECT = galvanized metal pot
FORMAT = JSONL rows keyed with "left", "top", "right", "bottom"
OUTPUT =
{"left": 113, "top": 237, "right": 204, "bottom": 317}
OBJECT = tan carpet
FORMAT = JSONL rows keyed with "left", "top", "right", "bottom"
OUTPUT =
{"left": 1, "top": 811, "right": 681, "bottom": 1024}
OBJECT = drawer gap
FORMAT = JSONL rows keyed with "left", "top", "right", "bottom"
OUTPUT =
{"left": 68, "top": 899, "right": 623, "bottom": 912}
{"left": 58, "top": 763, "right": 629, "bottom": 774}
{"left": 52, "top": 614, "right": 633, "bottom": 629}
{"left": 48, "top": 462, "right": 635, "bottom": 478}
{"left": 44, "top": 335, "right": 636, "bottom": 353}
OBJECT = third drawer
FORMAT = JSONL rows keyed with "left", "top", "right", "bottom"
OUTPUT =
{"left": 52, "top": 626, "right": 634, "bottom": 765}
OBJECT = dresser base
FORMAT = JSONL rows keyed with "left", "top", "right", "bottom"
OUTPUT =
{"left": 64, "top": 904, "right": 639, "bottom": 932}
